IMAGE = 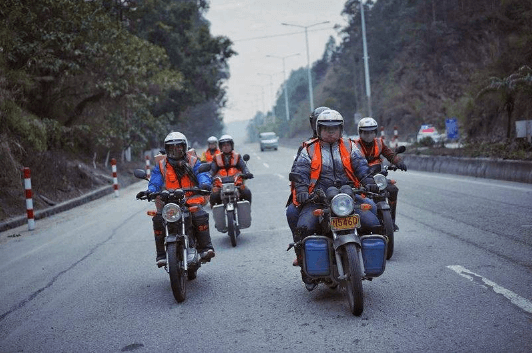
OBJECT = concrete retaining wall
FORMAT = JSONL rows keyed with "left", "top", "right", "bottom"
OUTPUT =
{"left": 403, "top": 155, "right": 532, "bottom": 184}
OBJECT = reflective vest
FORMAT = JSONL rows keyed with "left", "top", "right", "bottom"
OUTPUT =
{"left": 213, "top": 151, "right": 241, "bottom": 177}
{"left": 353, "top": 138, "right": 383, "bottom": 166}
{"left": 158, "top": 155, "right": 207, "bottom": 205}
{"left": 202, "top": 148, "right": 220, "bottom": 163}
{"left": 292, "top": 138, "right": 360, "bottom": 206}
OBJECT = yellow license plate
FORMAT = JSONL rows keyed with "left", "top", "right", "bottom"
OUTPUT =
{"left": 330, "top": 215, "right": 360, "bottom": 231}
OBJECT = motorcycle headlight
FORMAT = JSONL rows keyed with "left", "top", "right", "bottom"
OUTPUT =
{"left": 222, "top": 183, "right": 236, "bottom": 194}
{"left": 162, "top": 203, "right": 181, "bottom": 222}
{"left": 374, "top": 174, "right": 388, "bottom": 191}
{"left": 331, "top": 194, "right": 355, "bottom": 217}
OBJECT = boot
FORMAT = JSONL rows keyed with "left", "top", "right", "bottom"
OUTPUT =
{"left": 154, "top": 230, "right": 167, "bottom": 267}
{"left": 389, "top": 200, "right": 399, "bottom": 231}
{"left": 195, "top": 227, "right": 215, "bottom": 261}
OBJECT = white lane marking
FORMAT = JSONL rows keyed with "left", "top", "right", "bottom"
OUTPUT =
{"left": 447, "top": 265, "right": 532, "bottom": 314}
{"left": 275, "top": 173, "right": 285, "bottom": 180}
{"left": 263, "top": 162, "right": 269, "bottom": 168}
{"left": 255, "top": 155, "right": 262, "bottom": 161}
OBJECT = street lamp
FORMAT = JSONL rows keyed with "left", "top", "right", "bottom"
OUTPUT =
{"left": 359, "top": 1, "right": 372, "bottom": 117}
{"left": 266, "top": 53, "right": 300, "bottom": 121}
{"left": 282, "top": 21, "right": 330, "bottom": 112}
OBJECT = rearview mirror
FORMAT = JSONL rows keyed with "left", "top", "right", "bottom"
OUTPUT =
{"left": 134, "top": 169, "right": 148, "bottom": 181}
{"left": 198, "top": 163, "right": 211, "bottom": 173}
{"left": 395, "top": 145, "right": 406, "bottom": 154}
{"left": 243, "top": 154, "right": 250, "bottom": 162}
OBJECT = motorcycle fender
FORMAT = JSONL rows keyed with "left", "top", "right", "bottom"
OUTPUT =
{"left": 377, "top": 201, "right": 390, "bottom": 211}
{"left": 166, "top": 235, "right": 177, "bottom": 243}
{"left": 226, "top": 203, "right": 234, "bottom": 211}
{"left": 332, "top": 233, "right": 360, "bottom": 251}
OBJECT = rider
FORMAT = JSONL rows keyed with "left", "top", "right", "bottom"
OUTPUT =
{"left": 353, "top": 117, "right": 407, "bottom": 231}
{"left": 136, "top": 132, "right": 215, "bottom": 267}
{"left": 209, "top": 134, "right": 253, "bottom": 206}
{"left": 286, "top": 106, "right": 330, "bottom": 238}
{"left": 201, "top": 136, "right": 221, "bottom": 163}
{"left": 292, "top": 110, "right": 380, "bottom": 289}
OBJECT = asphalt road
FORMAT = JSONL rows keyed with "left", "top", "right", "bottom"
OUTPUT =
{"left": 1, "top": 141, "right": 531, "bottom": 352}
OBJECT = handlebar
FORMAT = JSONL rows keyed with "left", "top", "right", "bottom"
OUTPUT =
{"left": 137, "top": 188, "right": 211, "bottom": 201}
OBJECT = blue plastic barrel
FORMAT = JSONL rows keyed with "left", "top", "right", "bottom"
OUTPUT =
{"left": 304, "top": 237, "right": 330, "bottom": 276}
{"left": 361, "top": 235, "right": 386, "bottom": 277}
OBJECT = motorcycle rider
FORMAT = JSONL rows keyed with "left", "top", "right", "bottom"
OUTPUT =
{"left": 201, "top": 136, "right": 221, "bottom": 163}
{"left": 136, "top": 132, "right": 215, "bottom": 267}
{"left": 209, "top": 134, "right": 254, "bottom": 206}
{"left": 353, "top": 117, "right": 407, "bottom": 231}
{"left": 292, "top": 110, "right": 381, "bottom": 289}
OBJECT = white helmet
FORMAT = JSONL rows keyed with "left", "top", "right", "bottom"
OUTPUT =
{"left": 316, "top": 109, "right": 344, "bottom": 138}
{"left": 358, "top": 117, "right": 378, "bottom": 143}
{"left": 164, "top": 131, "right": 188, "bottom": 159}
{"left": 207, "top": 136, "right": 218, "bottom": 144}
{"left": 218, "top": 134, "right": 234, "bottom": 150}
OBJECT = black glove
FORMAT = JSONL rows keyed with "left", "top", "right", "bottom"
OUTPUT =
{"left": 244, "top": 173, "right": 254, "bottom": 179}
{"left": 397, "top": 162, "right": 407, "bottom": 171}
{"left": 199, "top": 183, "right": 212, "bottom": 191}
{"left": 365, "top": 183, "right": 380, "bottom": 193}
{"left": 296, "top": 191, "right": 309, "bottom": 204}
{"left": 136, "top": 190, "right": 149, "bottom": 199}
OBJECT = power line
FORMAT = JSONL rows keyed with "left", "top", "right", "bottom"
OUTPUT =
{"left": 233, "top": 27, "right": 336, "bottom": 42}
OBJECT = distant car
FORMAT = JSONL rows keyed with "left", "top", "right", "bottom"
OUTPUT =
{"left": 259, "top": 132, "right": 278, "bottom": 151}
{"left": 417, "top": 124, "right": 443, "bottom": 143}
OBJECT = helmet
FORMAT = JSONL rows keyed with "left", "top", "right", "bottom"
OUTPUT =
{"left": 164, "top": 131, "right": 188, "bottom": 159}
{"left": 316, "top": 110, "right": 344, "bottom": 138}
{"left": 207, "top": 136, "right": 218, "bottom": 144}
{"left": 309, "top": 106, "right": 330, "bottom": 136}
{"left": 358, "top": 117, "right": 378, "bottom": 143}
{"left": 218, "top": 134, "right": 234, "bottom": 151}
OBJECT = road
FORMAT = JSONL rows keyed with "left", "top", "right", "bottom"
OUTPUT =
{"left": 1, "top": 141, "right": 532, "bottom": 352}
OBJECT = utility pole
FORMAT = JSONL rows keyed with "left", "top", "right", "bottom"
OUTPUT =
{"left": 266, "top": 53, "right": 300, "bottom": 121}
{"left": 360, "top": 1, "right": 372, "bottom": 117}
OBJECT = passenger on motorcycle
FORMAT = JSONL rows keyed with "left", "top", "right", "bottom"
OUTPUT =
{"left": 291, "top": 110, "right": 381, "bottom": 271}
{"left": 209, "top": 134, "right": 254, "bottom": 206}
{"left": 201, "top": 136, "right": 221, "bottom": 163}
{"left": 353, "top": 117, "right": 407, "bottom": 231}
{"left": 136, "top": 132, "right": 215, "bottom": 267}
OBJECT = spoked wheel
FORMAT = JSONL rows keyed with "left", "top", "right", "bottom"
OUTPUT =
{"left": 381, "top": 209, "right": 394, "bottom": 260}
{"left": 227, "top": 210, "right": 237, "bottom": 247}
{"left": 342, "top": 244, "right": 364, "bottom": 316}
{"left": 167, "top": 242, "right": 186, "bottom": 302}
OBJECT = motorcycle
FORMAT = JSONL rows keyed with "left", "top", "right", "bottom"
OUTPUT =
{"left": 211, "top": 154, "right": 253, "bottom": 247}
{"left": 366, "top": 145, "right": 406, "bottom": 260}
{"left": 134, "top": 166, "right": 211, "bottom": 303}
{"left": 288, "top": 173, "right": 387, "bottom": 316}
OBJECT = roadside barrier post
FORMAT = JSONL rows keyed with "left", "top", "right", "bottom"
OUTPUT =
{"left": 380, "top": 126, "right": 385, "bottom": 140}
{"left": 23, "top": 167, "right": 35, "bottom": 231}
{"left": 111, "top": 158, "right": 119, "bottom": 197}
{"left": 145, "top": 155, "right": 151, "bottom": 178}
{"left": 393, "top": 126, "right": 399, "bottom": 148}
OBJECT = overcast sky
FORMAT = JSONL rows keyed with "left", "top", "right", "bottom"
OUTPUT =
{"left": 204, "top": 0, "right": 349, "bottom": 124}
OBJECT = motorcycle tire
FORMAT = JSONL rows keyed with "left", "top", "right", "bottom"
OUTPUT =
{"left": 227, "top": 210, "right": 237, "bottom": 247}
{"left": 342, "top": 243, "right": 364, "bottom": 316}
{"left": 167, "top": 242, "right": 186, "bottom": 303}
{"left": 381, "top": 209, "right": 394, "bottom": 260}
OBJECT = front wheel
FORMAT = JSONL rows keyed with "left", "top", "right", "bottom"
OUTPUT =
{"left": 167, "top": 242, "right": 186, "bottom": 302}
{"left": 341, "top": 244, "right": 364, "bottom": 316}
{"left": 381, "top": 209, "right": 394, "bottom": 260}
{"left": 227, "top": 210, "right": 237, "bottom": 247}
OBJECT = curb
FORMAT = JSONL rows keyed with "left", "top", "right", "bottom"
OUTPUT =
{"left": 0, "top": 185, "right": 114, "bottom": 233}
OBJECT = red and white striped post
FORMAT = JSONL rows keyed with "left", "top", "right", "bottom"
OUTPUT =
{"left": 380, "top": 126, "right": 385, "bottom": 140}
{"left": 393, "top": 126, "right": 399, "bottom": 148}
{"left": 145, "top": 155, "right": 151, "bottom": 178}
{"left": 23, "top": 167, "right": 35, "bottom": 231}
{"left": 111, "top": 158, "right": 119, "bottom": 197}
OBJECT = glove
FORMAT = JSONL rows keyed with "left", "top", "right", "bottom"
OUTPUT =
{"left": 365, "top": 183, "right": 380, "bottom": 193}
{"left": 199, "top": 183, "right": 212, "bottom": 191}
{"left": 397, "top": 162, "right": 407, "bottom": 171}
{"left": 136, "top": 190, "right": 149, "bottom": 199}
{"left": 244, "top": 173, "right": 254, "bottom": 179}
{"left": 296, "top": 191, "right": 309, "bottom": 204}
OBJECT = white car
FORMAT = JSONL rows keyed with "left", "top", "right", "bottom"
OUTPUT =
{"left": 417, "top": 124, "right": 443, "bottom": 143}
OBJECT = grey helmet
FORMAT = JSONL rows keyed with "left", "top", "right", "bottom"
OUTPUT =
{"left": 218, "top": 134, "right": 234, "bottom": 151}
{"left": 358, "top": 117, "right": 378, "bottom": 143}
{"left": 207, "top": 136, "right": 218, "bottom": 144}
{"left": 164, "top": 131, "right": 188, "bottom": 159}
{"left": 309, "top": 106, "right": 330, "bottom": 136}
{"left": 315, "top": 109, "right": 344, "bottom": 138}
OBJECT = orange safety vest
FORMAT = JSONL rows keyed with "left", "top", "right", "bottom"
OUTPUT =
{"left": 158, "top": 155, "right": 207, "bottom": 206}
{"left": 213, "top": 151, "right": 241, "bottom": 177}
{"left": 202, "top": 148, "right": 221, "bottom": 163}
{"left": 292, "top": 138, "right": 360, "bottom": 206}
{"left": 353, "top": 138, "right": 383, "bottom": 166}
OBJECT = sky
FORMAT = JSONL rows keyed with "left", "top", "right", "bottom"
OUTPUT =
{"left": 204, "top": 0, "right": 349, "bottom": 124}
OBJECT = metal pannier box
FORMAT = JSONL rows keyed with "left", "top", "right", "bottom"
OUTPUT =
{"left": 303, "top": 236, "right": 331, "bottom": 276}
{"left": 236, "top": 201, "right": 251, "bottom": 229}
{"left": 212, "top": 204, "right": 226, "bottom": 232}
{"left": 360, "top": 235, "right": 387, "bottom": 277}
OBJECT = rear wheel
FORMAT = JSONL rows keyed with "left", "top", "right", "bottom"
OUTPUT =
{"left": 342, "top": 244, "right": 364, "bottom": 316}
{"left": 381, "top": 209, "right": 394, "bottom": 259}
{"left": 167, "top": 242, "right": 186, "bottom": 302}
{"left": 227, "top": 210, "right": 237, "bottom": 247}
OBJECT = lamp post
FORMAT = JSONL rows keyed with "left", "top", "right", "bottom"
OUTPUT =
{"left": 266, "top": 53, "right": 300, "bottom": 121}
{"left": 282, "top": 21, "right": 330, "bottom": 112}
{"left": 360, "top": 1, "right": 372, "bottom": 117}
{"left": 258, "top": 72, "right": 282, "bottom": 124}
